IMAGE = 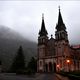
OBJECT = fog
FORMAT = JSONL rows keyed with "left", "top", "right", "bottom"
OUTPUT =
{"left": 0, "top": 1, "right": 80, "bottom": 45}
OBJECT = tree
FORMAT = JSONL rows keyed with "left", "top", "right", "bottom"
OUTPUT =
{"left": 27, "top": 57, "right": 37, "bottom": 74}
{"left": 10, "top": 46, "right": 25, "bottom": 73}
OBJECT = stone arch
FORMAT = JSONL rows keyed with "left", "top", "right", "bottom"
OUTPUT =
{"left": 45, "top": 63, "right": 48, "bottom": 72}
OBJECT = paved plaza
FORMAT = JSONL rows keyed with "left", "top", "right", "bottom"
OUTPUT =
{"left": 0, "top": 73, "right": 70, "bottom": 80}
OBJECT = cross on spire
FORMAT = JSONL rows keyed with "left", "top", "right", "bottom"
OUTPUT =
{"left": 42, "top": 13, "right": 44, "bottom": 20}
{"left": 51, "top": 34, "right": 53, "bottom": 38}
{"left": 59, "top": 6, "right": 60, "bottom": 11}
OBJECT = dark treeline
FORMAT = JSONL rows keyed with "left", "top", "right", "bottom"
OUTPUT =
{"left": 9, "top": 46, "right": 37, "bottom": 75}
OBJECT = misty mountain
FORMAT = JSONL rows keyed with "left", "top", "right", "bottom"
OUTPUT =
{"left": 0, "top": 25, "right": 37, "bottom": 71}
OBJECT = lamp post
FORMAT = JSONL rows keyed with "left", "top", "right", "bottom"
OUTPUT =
{"left": 66, "top": 59, "right": 70, "bottom": 72}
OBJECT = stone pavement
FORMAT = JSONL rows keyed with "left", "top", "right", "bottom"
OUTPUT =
{"left": 35, "top": 73, "right": 60, "bottom": 80}
{"left": 0, "top": 73, "right": 70, "bottom": 80}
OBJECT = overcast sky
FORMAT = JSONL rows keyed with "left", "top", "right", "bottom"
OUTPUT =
{"left": 0, "top": 1, "right": 80, "bottom": 45}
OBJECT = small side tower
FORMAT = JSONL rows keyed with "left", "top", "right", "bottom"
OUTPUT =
{"left": 37, "top": 14, "right": 48, "bottom": 72}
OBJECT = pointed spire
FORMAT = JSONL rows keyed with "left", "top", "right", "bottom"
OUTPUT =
{"left": 56, "top": 6, "right": 66, "bottom": 30}
{"left": 58, "top": 6, "right": 63, "bottom": 25}
{"left": 39, "top": 13, "right": 48, "bottom": 36}
{"left": 41, "top": 13, "right": 45, "bottom": 28}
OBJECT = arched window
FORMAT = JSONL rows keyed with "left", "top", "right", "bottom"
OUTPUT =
{"left": 39, "top": 61, "right": 42, "bottom": 66}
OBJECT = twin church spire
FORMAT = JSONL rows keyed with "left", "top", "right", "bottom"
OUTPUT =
{"left": 39, "top": 7, "right": 68, "bottom": 41}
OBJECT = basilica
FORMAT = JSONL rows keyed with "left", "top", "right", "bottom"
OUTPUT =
{"left": 37, "top": 8, "right": 80, "bottom": 72}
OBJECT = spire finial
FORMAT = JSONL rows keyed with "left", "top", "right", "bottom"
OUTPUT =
{"left": 42, "top": 13, "right": 44, "bottom": 20}
{"left": 51, "top": 34, "right": 53, "bottom": 38}
{"left": 59, "top": 6, "right": 60, "bottom": 11}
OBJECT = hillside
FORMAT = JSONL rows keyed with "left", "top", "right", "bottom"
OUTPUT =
{"left": 0, "top": 26, "right": 37, "bottom": 71}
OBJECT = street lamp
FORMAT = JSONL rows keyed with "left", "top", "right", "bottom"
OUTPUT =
{"left": 66, "top": 60, "right": 70, "bottom": 63}
{"left": 66, "top": 59, "right": 70, "bottom": 72}
{"left": 57, "top": 64, "right": 60, "bottom": 71}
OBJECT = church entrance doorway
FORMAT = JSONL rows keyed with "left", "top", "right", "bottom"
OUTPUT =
{"left": 49, "top": 62, "right": 53, "bottom": 72}
{"left": 53, "top": 63, "right": 56, "bottom": 72}
{"left": 45, "top": 64, "right": 48, "bottom": 72}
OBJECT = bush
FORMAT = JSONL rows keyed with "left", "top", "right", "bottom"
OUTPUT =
{"left": 26, "top": 69, "right": 33, "bottom": 75}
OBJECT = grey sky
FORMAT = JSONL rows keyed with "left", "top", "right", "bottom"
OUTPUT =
{"left": 0, "top": 1, "right": 80, "bottom": 45}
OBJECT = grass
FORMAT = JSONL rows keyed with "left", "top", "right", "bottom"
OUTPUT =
{"left": 57, "top": 71, "right": 80, "bottom": 80}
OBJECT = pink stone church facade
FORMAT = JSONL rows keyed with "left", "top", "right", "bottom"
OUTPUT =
{"left": 37, "top": 8, "right": 80, "bottom": 72}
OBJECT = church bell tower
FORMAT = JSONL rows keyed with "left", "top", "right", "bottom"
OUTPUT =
{"left": 55, "top": 7, "right": 70, "bottom": 71}
{"left": 37, "top": 14, "right": 48, "bottom": 72}
{"left": 55, "top": 7, "right": 68, "bottom": 42}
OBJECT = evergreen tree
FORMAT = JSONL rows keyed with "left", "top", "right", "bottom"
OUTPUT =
{"left": 27, "top": 57, "right": 37, "bottom": 74}
{"left": 10, "top": 46, "right": 25, "bottom": 73}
